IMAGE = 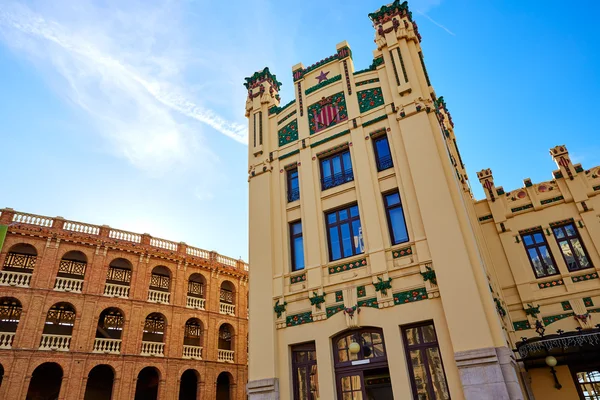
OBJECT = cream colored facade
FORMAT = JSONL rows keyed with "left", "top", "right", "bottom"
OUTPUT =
{"left": 245, "top": 1, "right": 599, "bottom": 400}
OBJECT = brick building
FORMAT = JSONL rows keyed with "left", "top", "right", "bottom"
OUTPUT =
{"left": 0, "top": 208, "right": 248, "bottom": 400}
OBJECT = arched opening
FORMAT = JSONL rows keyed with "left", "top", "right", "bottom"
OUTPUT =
{"left": 141, "top": 313, "right": 166, "bottom": 356}
{"left": 148, "top": 266, "right": 171, "bottom": 304}
{"left": 183, "top": 318, "right": 203, "bottom": 359}
{"left": 178, "top": 369, "right": 198, "bottom": 400}
{"left": 217, "top": 324, "right": 234, "bottom": 363}
{"left": 332, "top": 327, "right": 392, "bottom": 400}
{"left": 216, "top": 372, "right": 232, "bottom": 400}
{"left": 186, "top": 273, "right": 206, "bottom": 310}
{"left": 104, "top": 258, "right": 132, "bottom": 298}
{"left": 134, "top": 367, "right": 160, "bottom": 400}
{"left": 83, "top": 364, "right": 114, "bottom": 400}
{"left": 93, "top": 308, "right": 124, "bottom": 354}
{"left": 26, "top": 362, "right": 63, "bottom": 400}
{"left": 1, "top": 243, "right": 37, "bottom": 287}
{"left": 0, "top": 297, "right": 22, "bottom": 349}
{"left": 40, "top": 302, "right": 75, "bottom": 351}
{"left": 219, "top": 281, "right": 236, "bottom": 316}
{"left": 0, "top": 363, "right": 4, "bottom": 389}
{"left": 55, "top": 250, "right": 87, "bottom": 292}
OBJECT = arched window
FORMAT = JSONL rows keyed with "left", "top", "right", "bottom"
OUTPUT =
{"left": 0, "top": 297, "right": 22, "bottom": 349}
{"left": 1, "top": 243, "right": 37, "bottom": 287}
{"left": 134, "top": 367, "right": 160, "bottom": 400}
{"left": 219, "top": 281, "right": 236, "bottom": 316}
{"left": 182, "top": 318, "right": 203, "bottom": 360}
{"left": 141, "top": 313, "right": 166, "bottom": 357}
{"left": 84, "top": 364, "right": 114, "bottom": 400}
{"left": 54, "top": 250, "right": 87, "bottom": 293}
{"left": 93, "top": 308, "right": 124, "bottom": 354}
{"left": 148, "top": 266, "right": 171, "bottom": 305}
{"left": 179, "top": 369, "right": 199, "bottom": 400}
{"left": 40, "top": 303, "right": 75, "bottom": 351}
{"left": 104, "top": 258, "right": 132, "bottom": 298}
{"left": 187, "top": 273, "right": 206, "bottom": 310}
{"left": 217, "top": 324, "right": 234, "bottom": 363}
{"left": 26, "top": 362, "right": 63, "bottom": 400}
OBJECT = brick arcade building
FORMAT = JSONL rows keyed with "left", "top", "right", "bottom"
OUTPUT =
{"left": 0, "top": 208, "right": 248, "bottom": 400}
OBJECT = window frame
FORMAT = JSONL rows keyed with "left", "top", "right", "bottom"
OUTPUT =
{"left": 319, "top": 149, "right": 354, "bottom": 190}
{"left": 552, "top": 223, "right": 593, "bottom": 272}
{"left": 287, "top": 167, "right": 300, "bottom": 202}
{"left": 401, "top": 321, "right": 451, "bottom": 400}
{"left": 372, "top": 134, "right": 394, "bottom": 172}
{"left": 325, "top": 204, "right": 363, "bottom": 262}
{"left": 521, "top": 230, "right": 559, "bottom": 279}
{"left": 383, "top": 191, "right": 409, "bottom": 246}
{"left": 291, "top": 342, "right": 319, "bottom": 400}
{"left": 290, "top": 221, "right": 305, "bottom": 272}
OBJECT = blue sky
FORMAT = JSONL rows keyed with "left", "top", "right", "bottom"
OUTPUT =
{"left": 0, "top": 0, "right": 598, "bottom": 260}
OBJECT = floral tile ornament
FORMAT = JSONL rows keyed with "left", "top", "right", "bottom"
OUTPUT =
{"left": 561, "top": 301, "right": 572, "bottom": 311}
{"left": 393, "top": 288, "right": 427, "bottom": 305}
{"left": 584, "top": 297, "right": 595, "bottom": 307}
{"left": 308, "top": 92, "right": 348, "bottom": 135}
{"left": 335, "top": 291, "right": 344, "bottom": 302}
{"left": 357, "top": 286, "right": 366, "bottom": 298}
{"left": 328, "top": 258, "right": 367, "bottom": 275}
{"left": 326, "top": 304, "right": 345, "bottom": 318}
{"left": 392, "top": 246, "right": 412, "bottom": 259}
{"left": 543, "top": 312, "right": 574, "bottom": 326}
{"left": 290, "top": 273, "right": 306, "bottom": 284}
{"left": 357, "top": 87, "right": 385, "bottom": 114}
{"left": 357, "top": 297, "right": 378, "bottom": 308}
{"left": 278, "top": 119, "right": 298, "bottom": 147}
{"left": 572, "top": 272, "right": 599, "bottom": 283}
{"left": 513, "top": 320, "right": 531, "bottom": 331}
{"left": 286, "top": 311, "right": 313, "bottom": 327}
{"left": 538, "top": 279, "right": 564, "bottom": 289}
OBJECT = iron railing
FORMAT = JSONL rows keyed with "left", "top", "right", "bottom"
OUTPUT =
{"left": 321, "top": 169, "right": 354, "bottom": 190}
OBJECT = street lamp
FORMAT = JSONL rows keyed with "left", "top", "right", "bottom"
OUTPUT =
{"left": 545, "top": 356, "right": 562, "bottom": 390}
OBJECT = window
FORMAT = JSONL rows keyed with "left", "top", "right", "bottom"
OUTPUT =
{"left": 290, "top": 221, "right": 305, "bottom": 271}
{"left": 402, "top": 322, "right": 451, "bottom": 400}
{"left": 288, "top": 168, "right": 300, "bottom": 202}
{"left": 292, "top": 343, "right": 319, "bottom": 400}
{"left": 552, "top": 223, "right": 592, "bottom": 272}
{"left": 326, "top": 205, "right": 363, "bottom": 261}
{"left": 320, "top": 149, "right": 353, "bottom": 190}
{"left": 384, "top": 192, "right": 409, "bottom": 245}
{"left": 373, "top": 135, "right": 393, "bottom": 171}
{"left": 521, "top": 230, "right": 558, "bottom": 278}
{"left": 574, "top": 369, "right": 600, "bottom": 399}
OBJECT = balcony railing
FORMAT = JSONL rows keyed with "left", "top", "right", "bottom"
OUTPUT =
{"left": 186, "top": 296, "right": 205, "bottom": 310}
{"left": 218, "top": 349, "right": 235, "bottom": 363}
{"left": 321, "top": 168, "right": 354, "bottom": 190}
{"left": 0, "top": 332, "right": 16, "bottom": 349}
{"left": 140, "top": 341, "right": 164, "bottom": 357}
{"left": 376, "top": 154, "right": 394, "bottom": 171}
{"left": 3, "top": 252, "right": 36, "bottom": 270}
{"left": 93, "top": 338, "right": 121, "bottom": 354}
{"left": 39, "top": 334, "right": 71, "bottom": 351}
{"left": 54, "top": 276, "right": 83, "bottom": 293}
{"left": 148, "top": 289, "right": 170, "bottom": 304}
{"left": 287, "top": 187, "right": 300, "bottom": 202}
{"left": 0, "top": 270, "right": 32, "bottom": 287}
{"left": 219, "top": 303, "right": 236, "bottom": 316}
{"left": 104, "top": 282, "right": 130, "bottom": 298}
{"left": 182, "top": 345, "right": 203, "bottom": 360}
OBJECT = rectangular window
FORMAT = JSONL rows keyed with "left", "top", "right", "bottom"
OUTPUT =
{"left": 522, "top": 230, "right": 558, "bottom": 278}
{"left": 320, "top": 149, "right": 354, "bottom": 190}
{"left": 402, "top": 322, "right": 451, "bottom": 400}
{"left": 290, "top": 221, "right": 305, "bottom": 271}
{"left": 384, "top": 191, "right": 409, "bottom": 245}
{"left": 292, "top": 343, "right": 319, "bottom": 400}
{"left": 326, "top": 205, "right": 363, "bottom": 261}
{"left": 287, "top": 168, "right": 300, "bottom": 202}
{"left": 552, "top": 223, "right": 592, "bottom": 272}
{"left": 373, "top": 135, "right": 394, "bottom": 171}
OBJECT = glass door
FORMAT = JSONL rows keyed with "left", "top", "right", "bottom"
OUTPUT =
{"left": 337, "top": 372, "right": 365, "bottom": 400}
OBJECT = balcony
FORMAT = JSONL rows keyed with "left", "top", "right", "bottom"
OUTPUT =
{"left": 103, "top": 282, "right": 130, "bottom": 298}
{"left": 0, "top": 270, "right": 32, "bottom": 287}
{"left": 54, "top": 277, "right": 84, "bottom": 293}
{"left": 182, "top": 345, "right": 203, "bottom": 360}
{"left": 321, "top": 168, "right": 354, "bottom": 190}
{"left": 0, "top": 332, "right": 15, "bottom": 349}
{"left": 39, "top": 334, "right": 71, "bottom": 351}
{"left": 148, "top": 289, "right": 170, "bottom": 305}
{"left": 140, "top": 341, "right": 164, "bottom": 357}
{"left": 218, "top": 349, "right": 235, "bottom": 363}
{"left": 186, "top": 296, "right": 205, "bottom": 310}
{"left": 219, "top": 303, "right": 235, "bottom": 316}
{"left": 93, "top": 338, "right": 121, "bottom": 354}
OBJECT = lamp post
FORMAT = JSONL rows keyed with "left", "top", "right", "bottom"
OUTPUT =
{"left": 545, "top": 356, "right": 562, "bottom": 390}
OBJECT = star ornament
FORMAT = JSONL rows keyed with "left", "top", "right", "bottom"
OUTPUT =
{"left": 316, "top": 70, "right": 330, "bottom": 83}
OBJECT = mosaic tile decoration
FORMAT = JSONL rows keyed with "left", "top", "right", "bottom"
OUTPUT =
{"left": 513, "top": 320, "right": 531, "bottom": 331}
{"left": 308, "top": 92, "right": 348, "bottom": 135}
{"left": 540, "top": 196, "right": 564, "bottom": 205}
{"left": 278, "top": 109, "right": 297, "bottom": 125}
{"left": 286, "top": 311, "right": 313, "bottom": 327}
{"left": 328, "top": 258, "right": 367, "bottom": 275}
{"left": 584, "top": 297, "right": 595, "bottom": 307}
{"left": 356, "top": 78, "right": 380, "bottom": 87}
{"left": 305, "top": 74, "right": 342, "bottom": 95}
{"left": 543, "top": 312, "right": 574, "bottom": 326}
{"left": 357, "top": 297, "right": 378, "bottom": 308}
{"left": 278, "top": 119, "right": 298, "bottom": 147}
{"left": 357, "top": 88, "right": 385, "bottom": 114}
{"left": 290, "top": 273, "right": 306, "bottom": 284}
{"left": 478, "top": 215, "right": 493, "bottom": 222}
{"left": 549, "top": 218, "right": 574, "bottom": 227}
{"left": 357, "top": 286, "right": 366, "bottom": 298}
{"left": 335, "top": 291, "right": 344, "bottom": 302}
{"left": 561, "top": 301, "right": 572, "bottom": 311}
{"left": 511, "top": 204, "right": 534, "bottom": 213}
{"left": 538, "top": 279, "right": 564, "bottom": 289}
{"left": 326, "top": 304, "right": 344, "bottom": 318}
{"left": 393, "top": 287, "right": 427, "bottom": 305}
{"left": 572, "top": 272, "right": 599, "bottom": 283}
{"left": 392, "top": 246, "right": 412, "bottom": 259}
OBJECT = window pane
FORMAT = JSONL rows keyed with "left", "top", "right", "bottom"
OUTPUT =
{"left": 385, "top": 192, "right": 400, "bottom": 206}
{"left": 558, "top": 240, "right": 576, "bottom": 269}
{"left": 522, "top": 235, "right": 534, "bottom": 246}
{"left": 527, "top": 248, "right": 544, "bottom": 277}
{"left": 389, "top": 207, "right": 409, "bottom": 244}
{"left": 405, "top": 327, "right": 421, "bottom": 346}
{"left": 553, "top": 227, "right": 565, "bottom": 239}
{"left": 422, "top": 325, "right": 437, "bottom": 343}
{"left": 533, "top": 233, "right": 544, "bottom": 244}
{"left": 310, "top": 365, "right": 319, "bottom": 399}
{"left": 342, "top": 152, "right": 352, "bottom": 171}
{"left": 339, "top": 209, "right": 348, "bottom": 221}
{"left": 565, "top": 224, "right": 577, "bottom": 236}
{"left": 375, "top": 137, "right": 391, "bottom": 158}
{"left": 295, "top": 351, "right": 307, "bottom": 363}
{"left": 328, "top": 213, "right": 337, "bottom": 224}
{"left": 321, "top": 159, "right": 331, "bottom": 178}
{"left": 297, "top": 366, "right": 308, "bottom": 400}
{"left": 410, "top": 349, "right": 430, "bottom": 399}
{"left": 570, "top": 239, "right": 591, "bottom": 269}
{"left": 330, "top": 227, "right": 341, "bottom": 261}
{"left": 293, "top": 237, "right": 305, "bottom": 270}
{"left": 341, "top": 223, "right": 353, "bottom": 257}
{"left": 342, "top": 376, "right": 352, "bottom": 391}
{"left": 292, "top": 222, "right": 302, "bottom": 235}
{"left": 350, "top": 205, "right": 359, "bottom": 217}
{"left": 352, "top": 220, "right": 363, "bottom": 254}
{"left": 332, "top": 156, "right": 342, "bottom": 175}
{"left": 426, "top": 348, "right": 450, "bottom": 400}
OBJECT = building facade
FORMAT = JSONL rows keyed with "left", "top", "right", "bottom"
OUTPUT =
{"left": 0, "top": 208, "right": 248, "bottom": 400}
{"left": 245, "top": 1, "right": 599, "bottom": 399}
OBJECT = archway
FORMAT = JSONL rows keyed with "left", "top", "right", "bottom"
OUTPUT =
{"left": 217, "top": 324, "right": 234, "bottom": 363}
{"left": 149, "top": 266, "right": 171, "bottom": 304}
{"left": 178, "top": 369, "right": 198, "bottom": 400}
{"left": 216, "top": 372, "right": 232, "bottom": 400}
{"left": 0, "top": 297, "right": 22, "bottom": 348}
{"left": 187, "top": 273, "right": 206, "bottom": 309}
{"left": 0, "top": 363, "right": 4, "bottom": 389}
{"left": 55, "top": 250, "right": 87, "bottom": 292}
{"left": 134, "top": 367, "right": 160, "bottom": 400}
{"left": 25, "top": 362, "right": 63, "bottom": 400}
{"left": 83, "top": 364, "right": 114, "bottom": 400}
{"left": 104, "top": 258, "right": 133, "bottom": 298}
{"left": 219, "top": 281, "right": 235, "bottom": 315}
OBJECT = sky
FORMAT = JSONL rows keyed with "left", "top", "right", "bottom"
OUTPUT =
{"left": 0, "top": 0, "right": 598, "bottom": 261}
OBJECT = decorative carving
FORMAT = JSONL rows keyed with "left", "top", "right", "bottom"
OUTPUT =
{"left": 310, "top": 292, "right": 326, "bottom": 310}
{"left": 274, "top": 299, "right": 287, "bottom": 318}
{"left": 525, "top": 304, "right": 541, "bottom": 318}
{"left": 420, "top": 266, "right": 437, "bottom": 285}
{"left": 373, "top": 277, "right": 393, "bottom": 296}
